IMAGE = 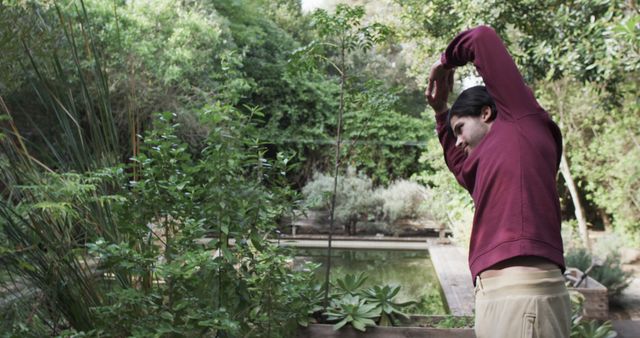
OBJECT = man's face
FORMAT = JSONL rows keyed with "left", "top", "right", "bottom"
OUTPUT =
{"left": 449, "top": 114, "right": 491, "bottom": 155}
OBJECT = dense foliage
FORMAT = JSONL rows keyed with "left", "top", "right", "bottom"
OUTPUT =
{"left": 0, "top": 1, "right": 328, "bottom": 336}
{"left": 1, "top": 105, "right": 318, "bottom": 337}
{"left": 0, "top": 0, "right": 638, "bottom": 335}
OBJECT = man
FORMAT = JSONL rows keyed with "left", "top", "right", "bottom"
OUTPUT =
{"left": 426, "top": 26, "right": 571, "bottom": 338}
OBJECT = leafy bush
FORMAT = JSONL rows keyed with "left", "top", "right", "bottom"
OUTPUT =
{"left": 373, "top": 180, "right": 432, "bottom": 224}
{"left": 565, "top": 247, "right": 593, "bottom": 272}
{"left": 86, "top": 111, "right": 315, "bottom": 337}
{"left": 0, "top": 109, "right": 318, "bottom": 337}
{"left": 302, "top": 167, "right": 376, "bottom": 233}
{"left": 302, "top": 170, "right": 438, "bottom": 234}
{"left": 435, "top": 316, "right": 474, "bottom": 329}
{"left": 342, "top": 85, "right": 430, "bottom": 186}
{"left": 590, "top": 255, "right": 633, "bottom": 299}
{"left": 1, "top": 1, "right": 341, "bottom": 334}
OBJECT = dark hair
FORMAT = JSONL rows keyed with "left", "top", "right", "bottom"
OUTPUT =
{"left": 447, "top": 85, "right": 497, "bottom": 130}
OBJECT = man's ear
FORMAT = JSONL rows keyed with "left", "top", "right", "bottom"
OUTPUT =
{"left": 481, "top": 106, "right": 493, "bottom": 122}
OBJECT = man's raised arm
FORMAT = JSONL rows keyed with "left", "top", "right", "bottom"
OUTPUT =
{"left": 426, "top": 61, "right": 467, "bottom": 189}
{"left": 441, "top": 25, "right": 546, "bottom": 121}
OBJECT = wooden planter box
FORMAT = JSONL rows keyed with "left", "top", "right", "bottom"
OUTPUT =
{"left": 298, "top": 316, "right": 475, "bottom": 338}
{"left": 565, "top": 267, "right": 608, "bottom": 320}
{"left": 298, "top": 324, "right": 475, "bottom": 338}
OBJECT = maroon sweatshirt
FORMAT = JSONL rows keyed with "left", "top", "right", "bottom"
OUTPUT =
{"left": 436, "top": 26, "right": 565, "bottom": 282}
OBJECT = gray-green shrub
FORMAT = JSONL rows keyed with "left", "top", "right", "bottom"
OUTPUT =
{"left": 302, "top": 167, "right": 376, "bottom": 229}
{"left": 302, "top": 170, "right": 438, "bottom": 234}
{"left": 373, "top": 180, "right": 432, "bottom": 224}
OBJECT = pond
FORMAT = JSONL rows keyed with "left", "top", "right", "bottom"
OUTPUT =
{"left": 294, "top": 248, "right": 447, "bottom": 315}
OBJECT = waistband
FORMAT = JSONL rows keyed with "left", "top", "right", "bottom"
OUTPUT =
{"left": 475, "top": 268, "right": 567, "bottom": 298}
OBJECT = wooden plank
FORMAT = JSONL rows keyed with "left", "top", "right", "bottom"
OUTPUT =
{"left": 428, "top": 244, "right": 474, "bottom": 316}
{"left": 298, "top": 324, "right": 475, "bottom": 338}
{"left": 278, "top": 239, "right": 429, "bottom": 251}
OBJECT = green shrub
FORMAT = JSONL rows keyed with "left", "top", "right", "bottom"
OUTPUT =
{"left": 565, "top": 247, "right": 593, "bottom": 272}
{"left": 302, "top": 171, "right": 438, "bottom": 234}
{"left": 590, "top": 255, "right": 633, "bottom": 299}
{"left": 342, "top": 99, "right": 430, "bottom": 186}
{"left": 302, "top": 167, "right": 376, "bottom": 232}
{"left": 373, "top": 180, "right": 432, "bottom": 224}
{"left": 0, "top": 110, "right": 317, "bottom": 337}
{"left": 88, "top": 111, "right": 315, "bottom": 337}
{"left": 435, "top": 316, "right": 474, "bottom": 329}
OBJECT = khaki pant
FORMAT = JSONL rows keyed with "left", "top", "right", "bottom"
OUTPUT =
{"left": 474, "top": 269, "right": 571, "bottom": 338}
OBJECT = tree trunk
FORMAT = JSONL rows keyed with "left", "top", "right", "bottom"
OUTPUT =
{"left": 599, "top": 209, "right": 612, "bottom": 231}
{"left": 324, "top": 35, "right": 346, "bottom": 308}
{"left": 560, "top": 152, "right": 590, "bottom": 250}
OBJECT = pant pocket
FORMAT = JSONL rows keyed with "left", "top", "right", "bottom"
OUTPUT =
{"left": 522, "top": 313, "right": 536, "bottom": 338}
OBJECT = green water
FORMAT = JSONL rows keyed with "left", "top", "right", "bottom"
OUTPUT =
{"left": 294, "top": 248, "right": 446, "bottom": 314}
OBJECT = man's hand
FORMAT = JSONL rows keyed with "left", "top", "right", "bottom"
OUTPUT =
{"left": 426, "top": 59, "right": 454, "bottom": 114}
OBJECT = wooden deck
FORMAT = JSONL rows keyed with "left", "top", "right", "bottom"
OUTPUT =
{"left": 427, "top": 242, "right": 474, "bottom": 316}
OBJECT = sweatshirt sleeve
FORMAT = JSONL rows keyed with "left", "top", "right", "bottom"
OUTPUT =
{"left": 435, "top": 111, "right": 468, "bottom": 190}
{"left": 440, "top": 26, "right": 546, "bottom": 121}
